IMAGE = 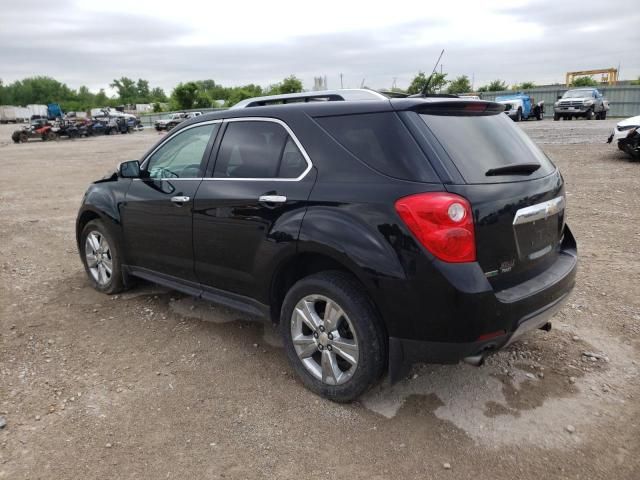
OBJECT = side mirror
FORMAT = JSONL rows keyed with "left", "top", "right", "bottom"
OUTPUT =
{"left": 557, "top": 95, "right": 562, "bottom": 100}
{"left": 118, "top": 160, "right": 141, "bottom": 178}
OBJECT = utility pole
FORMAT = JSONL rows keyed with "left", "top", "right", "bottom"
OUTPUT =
{"left": 392, "top": 77, "right": 397, "bottom": 90}
{"left": 340, "top": 73, "right": 343, "bottom": 89}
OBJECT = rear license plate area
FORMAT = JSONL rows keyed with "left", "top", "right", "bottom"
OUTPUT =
{"left": 512, "top": 197, "right": 565, "bottom": 261}
{"left": 514, "top": 216, "right": 559, "bottom": 260}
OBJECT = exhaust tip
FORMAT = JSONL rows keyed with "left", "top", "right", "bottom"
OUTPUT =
{"left": 463, "top": 354, "right": 484, "bottom": 367}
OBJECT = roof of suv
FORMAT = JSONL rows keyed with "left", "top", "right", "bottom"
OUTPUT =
{"left": 182, "top": 91, "right": 501, "bottom": 127}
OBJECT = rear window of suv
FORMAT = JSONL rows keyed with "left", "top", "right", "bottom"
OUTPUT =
{"left": 419, "top": 112, "right": 556, "bottom": 184}
{"left": 316, "top": 112, "right": 436, "bottom": 182}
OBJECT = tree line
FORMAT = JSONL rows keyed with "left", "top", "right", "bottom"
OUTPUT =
{"left": 0, "top": 72, "right": 613, "bottom": 114}
{"left": 0, "top": 75, "right": 304, "bottom": 112}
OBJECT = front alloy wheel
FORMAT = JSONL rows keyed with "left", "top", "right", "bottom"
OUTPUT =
{"left": 80, "top": 219, "right": 126, "bottom": 294}
{"left": 291, "top": 295, "right": 359, "bottom": 385}
{"left": 85, "top": 231, "right": 113, "bottom": 286}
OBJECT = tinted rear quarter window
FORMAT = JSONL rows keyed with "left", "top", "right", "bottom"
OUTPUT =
{"left": 419, "top": 113, "right": 556, "bottom": 184}
{"left": 315, "top": 112, "right": 436, "bottom": 182}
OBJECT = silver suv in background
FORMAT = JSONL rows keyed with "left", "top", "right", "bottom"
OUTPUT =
{"left": 553, "top": 88, "right": 609, "bottom": 121}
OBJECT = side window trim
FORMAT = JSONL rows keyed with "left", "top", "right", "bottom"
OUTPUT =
{"left": 138, "top": 120, "right": 223, "bottom": 180}
{"left": 205, "top": 117, "right": 313, "bottom": 182}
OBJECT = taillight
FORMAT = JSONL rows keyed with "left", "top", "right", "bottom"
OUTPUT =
{"left": 395, "top": 192, "right": 476, "bottom": 263}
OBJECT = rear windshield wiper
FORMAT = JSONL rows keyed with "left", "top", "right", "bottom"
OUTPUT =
{"left": 485, "top": 163, "right": 541, "bottom": 176}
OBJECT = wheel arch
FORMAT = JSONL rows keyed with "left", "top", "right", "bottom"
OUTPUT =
{"left": 268, "top": 250, "right": 387, "bottom": 336}
{"left": 75, "top": 204, "right": 124, "bottom": 257}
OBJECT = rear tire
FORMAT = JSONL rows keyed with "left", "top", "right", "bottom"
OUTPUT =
{"left": 280, "top": 271, "right": 386, "bottom": 402}
{"left": 80, "top": 219, "right": 127, "bottom": 294}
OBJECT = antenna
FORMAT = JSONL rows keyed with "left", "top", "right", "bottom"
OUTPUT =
{"left": 420, "top": 49, "right": 445, "bottom": 96}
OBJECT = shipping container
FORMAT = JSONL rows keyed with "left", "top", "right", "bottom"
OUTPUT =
{"left": 27, "top": 104, "right": 48, "bottom": 118}
{"left": 135, "top": 104, "right": 153, "bottom": 113}
{"left": 0, "top": 105, "right": 17, "bottom": 123}
{"left": 15, "top": 107, "right": 30, "bottom": 122}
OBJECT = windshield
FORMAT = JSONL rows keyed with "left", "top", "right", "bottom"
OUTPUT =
{"left": 419, "top": 112, "right": 556, "bottom": 184}
{"left": 563, "top": 90, "right": 594, "bottom": 98}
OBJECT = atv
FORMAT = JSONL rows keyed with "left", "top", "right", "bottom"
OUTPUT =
{"left": 11, "top": 119, "right": 57, "bottom": 143}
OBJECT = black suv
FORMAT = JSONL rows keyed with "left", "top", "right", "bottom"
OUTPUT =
{"left": 76, "top": 91, "right": 577, "bottom": 401}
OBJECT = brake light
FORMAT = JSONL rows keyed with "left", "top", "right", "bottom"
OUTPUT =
{"left": 395, "top": 192, "right": 476, "bottom": 263}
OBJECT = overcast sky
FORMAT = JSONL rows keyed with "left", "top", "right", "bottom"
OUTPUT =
{"left": 1, "top": 0, "right": 638, "bottom": 94}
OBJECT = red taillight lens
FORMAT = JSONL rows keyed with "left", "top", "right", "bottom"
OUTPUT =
{"left": 395, "top": 192, "right": 476, "bottom": 263}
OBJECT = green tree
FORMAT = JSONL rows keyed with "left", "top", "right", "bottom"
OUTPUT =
{"left": 110, "top": 77, "right": 138, "bottom": 104}
{"left": 277, "top": 75, "right": 303, "bottom": 94}
{"left": 152, "top": 102, "right": 164, "bottom": 113}
{"left": 631, "top": 76, "right": 640, "bottom": 86}
{"left": 74, "top": 85, "right": 95, "bottom": 110}
{"left": 517, "top": 81, "right": 536, "bottom": 90}
{"left": 171, "top": 82, "right": 199, "bottom": 109}
{"left": 196, "top": 79, "right": 229, "bottom": 102}
{"left": 447, "top": 75, "right": 472, "bottom": 94}
{"left": 407, "top": 71, "right": 448, "bottom": 95}
{"left": 224, "top": 84, "right": 264, "bottom": 107}
{"left": 136, "top": 79, "right": 151, "bottom": 102}
{"left": 194, "top": 91, "right": 212, "bottom": 108}
{"left": 94, "top": 89, "right": 109, "bottom": 106}
{"left": 0, "top": 79, "right": 8, "bottom": 104}
{"left": 150, "top": 87, "right": 168, "bottom": 103}
{"left": 477, "top": 79, "right": 508, "bottom": 92}
{"left": 264, "top": 75, "right": 304, "bottom": 96}
{"left": 6, "top": 76, "right": 73, "bottom": 105}
{"left": 571, "top": 76, "right": 598, "bottom": 87}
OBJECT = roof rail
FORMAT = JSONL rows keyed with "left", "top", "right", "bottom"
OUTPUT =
{"left": 230, "top": 89, "right": 389, "bottom": 109}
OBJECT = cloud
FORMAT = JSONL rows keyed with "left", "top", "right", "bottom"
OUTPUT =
{"left": 0, "top": 0, "right": 638, "bottom": 94}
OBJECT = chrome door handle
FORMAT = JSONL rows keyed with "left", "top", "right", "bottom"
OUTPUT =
{"left": 259, "top": 195, "right": 287, "bottom": 204}
{"left": 171, "top": 196, "right": 190, "bottom": 203}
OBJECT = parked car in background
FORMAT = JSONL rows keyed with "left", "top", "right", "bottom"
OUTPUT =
{"left": 154, "top": 111, "right": 202, "bottom": 131}
{"left": 76, "top": 90, "right": 577, "bottom": 402}
{"left": 607, "top": 115, "right": 640, "bottom": 145}
{"left": 495, "top": 93, "right": 544, "bottom": 121}
{"left": 554, "top": 88, "right": 609, "bottom": 120}
{"left": 608, "top": 115, "right": 640, "bottom": 160}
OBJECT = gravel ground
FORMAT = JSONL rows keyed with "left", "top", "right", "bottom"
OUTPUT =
{"left": 0, "top": 118, "right": 639, "bottom": 480}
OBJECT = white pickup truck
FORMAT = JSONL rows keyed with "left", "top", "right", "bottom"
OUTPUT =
{"left": 553, "top": 88, "right": 609, "bottom": 121}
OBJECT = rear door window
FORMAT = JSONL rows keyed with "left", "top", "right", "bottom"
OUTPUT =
{"left": 213, "top": 120, "right": 308, "bottom": 179}
{"left": 419, "top": 113, "right": 556, "bottom": 184}
{"left": 315, "top": 112, "right": 436, "bottom": 182}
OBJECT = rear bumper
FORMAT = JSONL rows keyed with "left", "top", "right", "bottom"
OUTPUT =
{"left": 387, "top": 230, "right": 577, "bottom": 382}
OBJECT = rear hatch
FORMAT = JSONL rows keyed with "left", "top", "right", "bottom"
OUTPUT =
{"left": 408, "top": 101, "right": 565, "bottom": 290}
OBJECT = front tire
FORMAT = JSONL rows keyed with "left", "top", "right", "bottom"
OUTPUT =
{"left": 280, "top": 271, "right": 386, "bottom": 402}
{"left": 553, "top": 113, "right": 560, "bottom": 121}
{"left": 80, "top": 220, "right": 127, "bottom": 294}
{"left": 514, "top": 108, "right": 522, "bottom": 122}
{"left": 585, "top": 108, "right": 595, "bottom": 120}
